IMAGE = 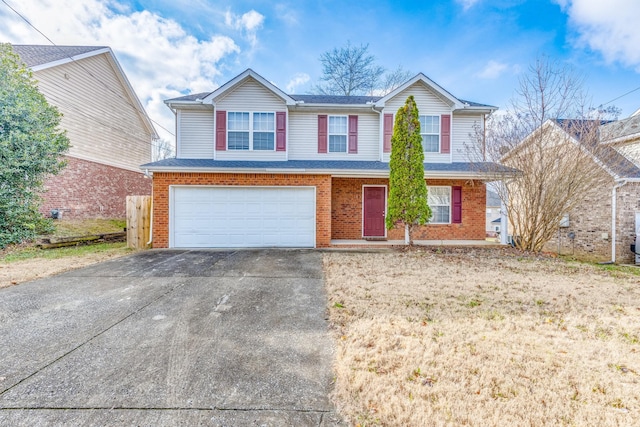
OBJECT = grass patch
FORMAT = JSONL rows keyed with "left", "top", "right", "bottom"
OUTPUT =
{"left": 324, "top": 250, "right": 640, "bottom": 426}
{"left": 1, "top": 242, "right": 128, "bottom": 263}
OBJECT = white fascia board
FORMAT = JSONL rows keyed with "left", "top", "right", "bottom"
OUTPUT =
{"left": 202, "top": 68, "right": 296, "bottom": 106}
{"left": 29, "top": 47, "right": 111, "bottom": 71}
{"left": 141, "top": 165, "right": 503, "bottom": 179}
{"left": 375, "top": 72, "right": 464, "bottom": 109}
{"left": 454, "top": 105, "right": 498, "bottom": 114}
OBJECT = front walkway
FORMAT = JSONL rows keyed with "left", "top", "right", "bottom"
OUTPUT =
{"left": 331, "top": 239, "right": 504, "bottom": 247}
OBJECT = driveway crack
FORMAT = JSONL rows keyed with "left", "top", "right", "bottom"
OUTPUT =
{"left": 0, "top": 284, "right": 184, "bottom": 397}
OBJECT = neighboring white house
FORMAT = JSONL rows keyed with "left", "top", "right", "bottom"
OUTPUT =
{"left": 12, "top": 44, "right": 157, "bottom": 218}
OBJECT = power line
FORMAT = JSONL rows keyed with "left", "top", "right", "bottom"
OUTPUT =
{"left": 1, "top": 0, "right": 175, "bottom": 138}
{"left": 600, "top": 85, "right": 640, "bottom": 107}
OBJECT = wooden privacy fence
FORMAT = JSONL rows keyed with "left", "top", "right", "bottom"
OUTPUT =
{"left": 126, "top": 195, "right": 151, "bottom": 249}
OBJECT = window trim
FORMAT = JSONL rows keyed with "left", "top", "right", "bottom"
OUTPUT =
{"left": 227, "top": 111, "right": 276, "bottom": 151}
{"left": 428, "top": 185, "right": 451, "bottom": 224}
{"left": 328, "top": 115, "right": 348, "bottom": 153}
{"left": 420, "top": 114, "right": 441, "bottom": 153}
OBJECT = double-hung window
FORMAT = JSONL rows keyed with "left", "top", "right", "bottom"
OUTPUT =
{"left": 227, "top": 112, "right": 275, "bottom": 150}
{"left": 420, "top": 115, "right": 440, "bottom": 153}
{"left": 428, "top": 186, "right": 451, "bottom": 223}
{"left": 328, "top": 116, "right": 347, "bottom": 153}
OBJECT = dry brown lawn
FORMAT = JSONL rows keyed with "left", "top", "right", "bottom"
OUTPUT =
{"left": 324, "top": 248, "right": 640, "bottom": 426}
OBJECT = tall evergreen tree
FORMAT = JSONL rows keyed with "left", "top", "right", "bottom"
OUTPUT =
{"left": 386, "top": 95, "right": 431, "bottom": 245}
{"left": 0, "top": 43, "right": 70, "bottom": 247}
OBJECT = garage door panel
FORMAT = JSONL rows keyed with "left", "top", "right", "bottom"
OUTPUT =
{"left": 172, "top": 187, "right": 315, "bottom": 248}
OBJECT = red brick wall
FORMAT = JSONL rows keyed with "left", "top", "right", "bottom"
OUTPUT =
{"left": 151, "top": 173, "right": 332, "bottom": 248}
{"left": 332, "top": 177, "right": 486, "bottom": 240}
{"left": 40, "top": 156, "right": 151, "bottom": 219}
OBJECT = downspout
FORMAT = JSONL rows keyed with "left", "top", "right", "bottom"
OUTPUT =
{"left": 611, "top": 179, "right": 627, "bottom": 263}
{"left": 145, "top": 169, "right": 154, "bottom": 247}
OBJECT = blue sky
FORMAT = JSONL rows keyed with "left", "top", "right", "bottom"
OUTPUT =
{"left": 1, "top": 0, "right": 639, "bottom": 142}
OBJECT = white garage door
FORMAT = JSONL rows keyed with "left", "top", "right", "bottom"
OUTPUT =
{"left": 171, "top": 186, "right": 316, "bottom": 248}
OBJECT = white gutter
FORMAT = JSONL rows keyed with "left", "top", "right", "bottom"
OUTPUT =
{"left": 142, "top": 166, "right": 505, "bottom": 180}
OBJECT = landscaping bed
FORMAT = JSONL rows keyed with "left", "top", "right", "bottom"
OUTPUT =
{"left": 324, "top": 247, "right": 640, "bottom": 426}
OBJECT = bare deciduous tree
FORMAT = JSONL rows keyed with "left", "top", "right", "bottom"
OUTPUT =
{"left": 152, "top": 138, "right": 175, "bottom": 161}
{"left": 477, "top": 58, "right": 621, "bottom": 252}
{"left": 313, "top": 42, "right": 411, "bottom": 96}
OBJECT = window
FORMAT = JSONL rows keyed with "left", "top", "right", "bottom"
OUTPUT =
{"left": 329, "top": 116, "right": 347, "bottom": 152}
{"left": 228, "top": 112, "right": 249, "bottom": 150}
{"left": 428, "top": 186, "right": 450, "bottom": 223}
{"left": 420, "top": 115, "right": 440, "bottom": 153}
{"left": 227, "top": 112, "right": 275, "bottom": 150}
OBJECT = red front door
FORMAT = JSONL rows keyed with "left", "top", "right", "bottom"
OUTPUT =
{"left": 363, "top": 186, "right": 386, "bottom": 237}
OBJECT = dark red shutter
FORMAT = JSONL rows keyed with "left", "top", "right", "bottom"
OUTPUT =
{"left": 276, "top": 111, "right": 286, "bottom": 151}
{"left": 215, "top": 110, "right": 226, "bottom": 151}
{"left": 348, "top": 115, "right": 358, "bottom": 154}
{"left": 318, "top": 115, "right": 327, "bottom": 153}
{"left": 441, "top": 114, "right": 451, "bottom": 154}
{"left": 383, "top": 113, "right": 393, "bottom": 153}
{"left": 452, "top": 186, "right": 462, "bottom": 223}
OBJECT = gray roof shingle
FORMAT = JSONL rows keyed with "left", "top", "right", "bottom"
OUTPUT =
{"left": 11, "top": 45, "right": 108, "bottom": 67}
{"left": 142, "top": 158, "right": 516, "bottom": 175}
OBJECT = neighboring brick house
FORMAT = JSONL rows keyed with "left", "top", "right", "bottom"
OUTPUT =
{"left": 515, "top": 116, "right": 640, "bottom": 263}
{"left": 143, "top": 69, "right": 510, "bottom": 248}
{"left": 12, "top": 45, "right": 157, "bottom": 219}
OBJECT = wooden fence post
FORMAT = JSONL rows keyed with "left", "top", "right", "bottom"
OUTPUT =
{"left": 126, "top": 195, "right": 151, "bottom": 249}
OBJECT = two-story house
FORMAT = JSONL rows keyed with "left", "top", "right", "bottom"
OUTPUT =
{"left": 142, "top": 69, "right": 507, "bottom": 248}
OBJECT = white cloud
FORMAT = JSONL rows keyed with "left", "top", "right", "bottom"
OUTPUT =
{"left": 225, "top": 9, "right": 264, "bottom": 48}
{"left": 456, "top": 0, "right": 481, "bottom": 11}
{"left": 0, "top": 0, "right": 242, "bottom": 143}
{"left": 477, "top": 60, "right": 509, "bottom": 79}
{"left": 556, "top": 0, "right": 640, "bottom": 69}
{"left": 286, "top": 73, "right": 310, "bottom": 93}
{"left": 275, "top": 4, "right": 299, "bottom": 26}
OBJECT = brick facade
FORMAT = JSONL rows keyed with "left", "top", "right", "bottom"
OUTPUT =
{"left": 545, "top": 176, "right": 640, "bottom": 263}
{"left": 151, "top": 173, "right": 332, "bottom": 248}
{"left": 152, "top": 174, "right": 487, "bottom": 248}
{"left": 332, "top": 178, "right": 486, "bottom": 240}
{"left": 40, "top": 156, "right": 151, "bottom": 219}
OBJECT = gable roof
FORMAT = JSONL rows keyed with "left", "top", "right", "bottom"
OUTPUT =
{"left": 202, "top": 68, "right": 296, "bottom": 106}
{"left": 12, "top": 44, "right": 158, "bottom": 139}
{"left": 509, "top": 119, "right": 640, "bottom": 180}
{"left": 165, "top": 69, "right": 496, "bottom": 112}
{"left": 600, "top": 114, "right": 640, "bottom": 144}
{"left": 12, "top": 45, "right": 109, "bottom": 70}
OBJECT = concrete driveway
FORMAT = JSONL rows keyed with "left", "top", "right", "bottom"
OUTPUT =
{"left": 0, "top": 249, "right": 344, "bottom": 426}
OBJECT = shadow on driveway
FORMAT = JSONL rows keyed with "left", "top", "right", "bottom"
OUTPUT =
{"left": 0, "top": 249, "right": 344, "bottom": 426}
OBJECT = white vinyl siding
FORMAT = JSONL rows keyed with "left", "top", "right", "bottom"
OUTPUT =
{"left": 214, "top": 77, "right": 286, "bottom": 161}
{"left": 33, "top": 53, "right": 152, "bottom": 171}
{"left": 428, "top": 186, "right": 451, "bottom": 224}
{"left": 452, "top": 114, "right": 483, "bottom": 162}
{"left": 383, "top": 83, "right": 453, "bottom": 164}
{"left": 288, "top": 110, "right": 379, "bottom": 160}
{"left": 177, "top": 109, "right": 215, "bottom": 158}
